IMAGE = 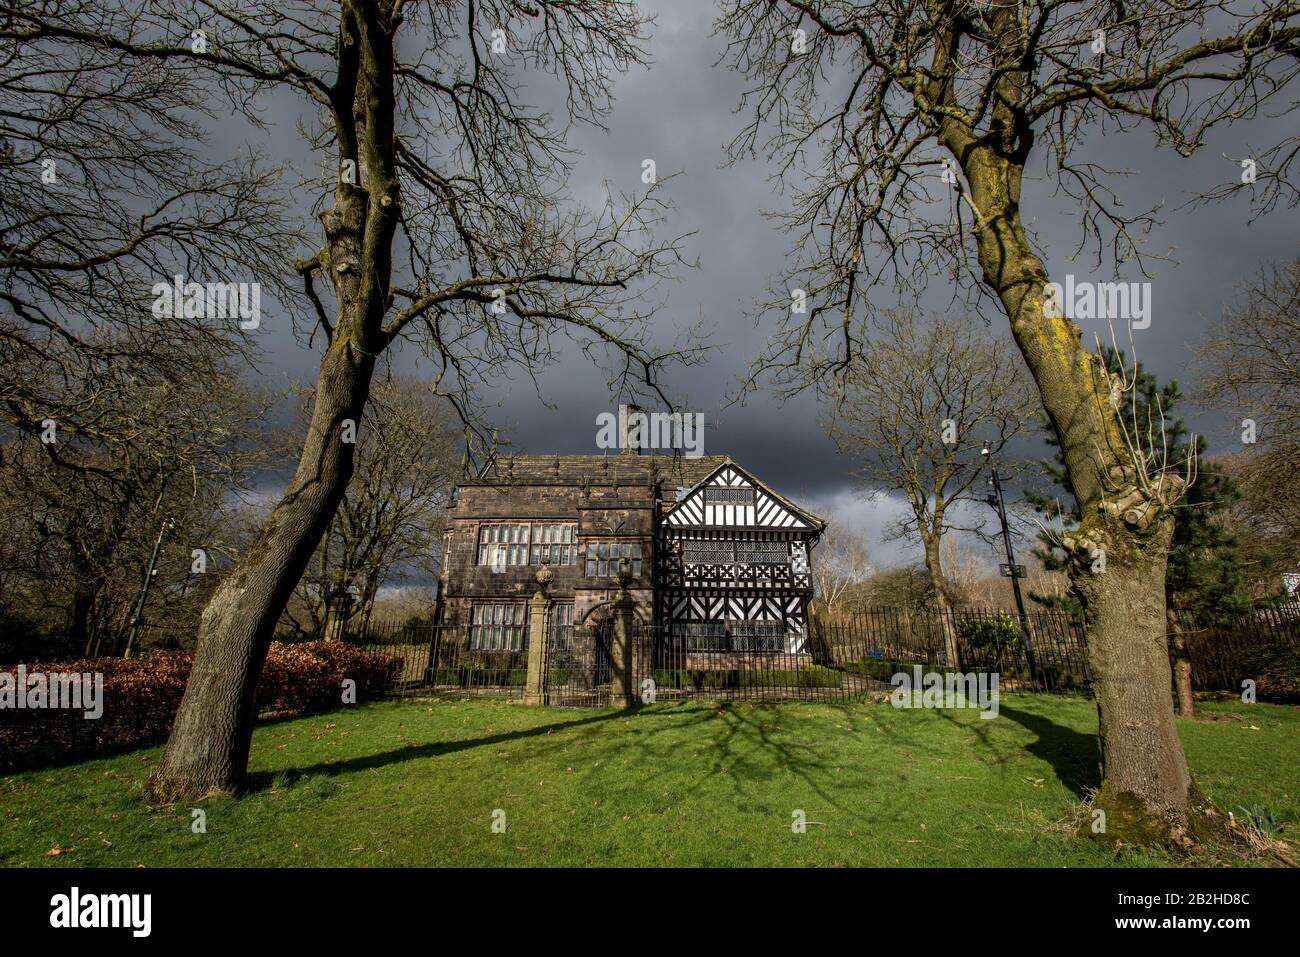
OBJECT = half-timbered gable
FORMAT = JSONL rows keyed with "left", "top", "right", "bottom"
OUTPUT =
{"left": 663, "top": 462, "right": 815, "bottom": 531}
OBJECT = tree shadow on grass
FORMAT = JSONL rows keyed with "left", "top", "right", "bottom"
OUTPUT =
{"left": 674, "top": 702, "right": 850, "bottom": 806}
{"left": 247, "top": 707, "right": 633, "bottom": 792}
{"left": 605, "top": 700, "right": 887, "bottom": 818}
{"left": 997, "top": 700, "right": 1100, "bottom": 797}
{"left": 255, "top": 699, "right": 865, "bottom": 812}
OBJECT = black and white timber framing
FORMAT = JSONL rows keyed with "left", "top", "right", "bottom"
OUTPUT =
{"left": 658, "top": 461, "right": 826, "bottom": 652}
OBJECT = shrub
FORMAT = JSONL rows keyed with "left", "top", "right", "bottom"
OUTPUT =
{"left": 428, "top": 666, "right": 528, "bottom": 688}
{"left": 0, "top": 641, "right": 403, "bottom": 770}
{"left": 650, "top": 666, "right": 843, "bottom": 690}
{"left": 0, "top": 610, "right": 82, "bottom": 664}
{"left": 1243, "top": 643, "right": 1300, "bottom": 703}
{"left": 425, "top": 647, "right": 530, "bottom": 688}
{"left": 958, "top": 614, "right": 1023, "bottom": 665}
{"left": 653, "top": 669, "right": 738, "bottom": 690}
{"left": 845, "top": 658, "right": 901, "bottom": 682}
{"left": 845, "top": 658, "right": 968, "bottom": 682}
{"left": 797, "top": 665, "right": 842, "bottom": 688}
{"left": 257, "top": 641, "right": 402, "bottom": 713}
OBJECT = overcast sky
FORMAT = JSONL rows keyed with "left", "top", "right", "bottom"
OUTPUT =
{"left": 246, "top": 0, "right": 1297, "bottom": 569}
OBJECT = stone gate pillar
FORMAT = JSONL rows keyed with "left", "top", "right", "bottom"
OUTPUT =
{"left": 324, "top": 586, "right": 356, "bottom": 642}
{"left": 523, "top": 564, "right": 554, "bottom": 706}
{"left": 609, "top": 558, "right": 634, "bottom": 708}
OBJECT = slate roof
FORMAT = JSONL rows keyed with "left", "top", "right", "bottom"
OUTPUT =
{"left": 462, "top": 453, "right": 729, "bottom": 488}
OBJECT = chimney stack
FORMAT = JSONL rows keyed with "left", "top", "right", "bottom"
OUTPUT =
{"left": 619, "top": 403, "right": 644, "bottom": 456}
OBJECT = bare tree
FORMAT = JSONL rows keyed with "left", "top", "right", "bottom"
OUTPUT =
{"left": 0, "top": 2, "right": 296, "bottom": 444}
{"left": 284, "top": 376, "right": 460, "bottom": 637}
{"left": 808, "top": 510, "right": 874, "bottom": 615}
{"left": 0, "top": 347, "right": 270, "bottom": 656}
{"left": 0, "top": 1, "right": 291, "bottom": 658}
{"left": 858, "top": 564, "right": 935, "bottom": 616}
{"left": 9, "top": 1, "right": 704, "bottom": 800}
{"left": 823, "top": 309, "right": 1036, "bottom": 660}
{"left": 718, "top": 0, "right": 1300, "bottom": 838}
{"left": 928, "top": 541, "right": 1074, "bottom": 607}
{"left": 1196, "top": 258, "right": 1300, "bottom": 589}
{"left": 940, "top": 536, "right": 990, "bottom": 606}
{"left": 366, "top": 586, "right": 438, "bottom": 626}
{"left": 1215, "top": 450, "right": 1300, "bottom": 598}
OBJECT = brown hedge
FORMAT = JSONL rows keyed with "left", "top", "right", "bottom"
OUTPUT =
{"left": 0, "top": 641, "right": 404, "bottom": 770}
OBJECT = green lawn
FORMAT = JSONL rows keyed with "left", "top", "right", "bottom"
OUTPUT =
{"left": 3, "top": 694, "right": 1296, "bottom": 867}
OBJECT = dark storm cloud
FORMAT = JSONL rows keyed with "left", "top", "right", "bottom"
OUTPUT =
{"left": 469, "top": 2, "right": 1293, "bottom": 472}
{"left": 245, "top": 1, "right": 1296, "bottom": 565}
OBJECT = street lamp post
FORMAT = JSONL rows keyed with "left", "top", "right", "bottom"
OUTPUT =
{"left": 980, "top": 448, "right": 1040, "bottom": 691}
{"left": 124, "top": 517, "right": 176, "bottom": 658}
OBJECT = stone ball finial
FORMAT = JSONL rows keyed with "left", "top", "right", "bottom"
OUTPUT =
{"left": 535, "top": 561, "right": 554, "bottom": 591}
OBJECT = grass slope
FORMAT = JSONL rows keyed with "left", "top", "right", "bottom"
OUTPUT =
{"left": 3, "top": 694, "right": 1295, "bottom": 867}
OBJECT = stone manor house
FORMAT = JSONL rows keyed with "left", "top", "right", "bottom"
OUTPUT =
{"left": 433, "top": 434, "right": 826, "bottom": 658}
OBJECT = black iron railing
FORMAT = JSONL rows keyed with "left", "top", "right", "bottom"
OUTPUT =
{"left": 350, "top": 621, "right": 528, "bottom": 695}
{"left": 342, "top": 603, "right": 1300, "bottom": 706}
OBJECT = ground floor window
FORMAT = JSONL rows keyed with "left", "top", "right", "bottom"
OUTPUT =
{"left": 551, "top": 601, "right": 574, "bottom": 643}
{"left": 669, "top": 618, "right": 793, "bottom": 652}
{"left": 470, "top": 602, "right": 527, "bottom": 651}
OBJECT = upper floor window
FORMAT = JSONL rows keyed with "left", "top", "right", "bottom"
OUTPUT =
{"left": 478, "top": 523, "right": 576, "bottom": 567}
{"left": 704, "top": 487, "right": 755, "bottom": 507}
{"left": 735, "top": 540, "right": 789, "bottom": 564}
{"left": 586, "top": 541, "right": 642, "bottom": 578}
{"left": 681, "top": 539, "right": 789, "bottom": 564}
{"left": 682, "top": 539, "right": 733, "bottom": 564}
{"left": 531, "top": 523, "right": 576, "bottom": 565}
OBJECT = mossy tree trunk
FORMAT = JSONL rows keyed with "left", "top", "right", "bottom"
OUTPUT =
{"left": 939, "top": 123, "right": 1198, "bottom": 836}
{"left": 147, "top": 4, "right": 397, "bottom": 801}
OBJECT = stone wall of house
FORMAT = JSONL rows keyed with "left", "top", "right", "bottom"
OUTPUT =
{"left": 437, "top": 481, "right": 659, "bottom": 630}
